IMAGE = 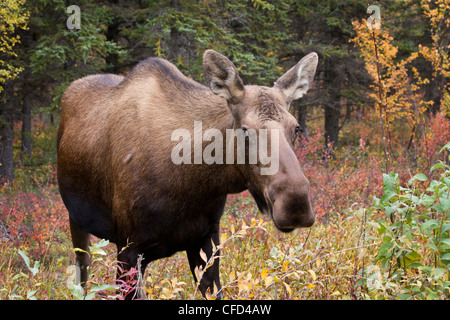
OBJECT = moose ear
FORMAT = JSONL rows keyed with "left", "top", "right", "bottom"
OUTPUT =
{"left": 274, "top": 52, "right": 318, "bottom": 105}
{"left": 203, "top": 50, "right": 245, "bottom": 104}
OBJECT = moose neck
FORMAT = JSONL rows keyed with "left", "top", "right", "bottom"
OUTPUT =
{"left": 186, "top": 99, "right": 248, "bottom": 197}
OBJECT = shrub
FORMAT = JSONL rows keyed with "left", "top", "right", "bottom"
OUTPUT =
{"left": 363, "top": 143, "right": 450, "bottom": 299}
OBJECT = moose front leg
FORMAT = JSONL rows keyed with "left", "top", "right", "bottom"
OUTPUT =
{"left": 186, "top": 223, "right": 223, "bottom": 299}
{"left": 116, "top": 245, "right": 148, "bottom": 300}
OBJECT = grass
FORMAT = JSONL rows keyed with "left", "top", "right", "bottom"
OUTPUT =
{"left": 0, "top": 186, "right": 380, "bottom": 300}
{"left": 1, "top": 166, "right": 448, "bottom": 300}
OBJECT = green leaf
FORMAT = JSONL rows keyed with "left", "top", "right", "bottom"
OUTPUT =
{"left": 18, "top": 249, "right": 39, "bottom": 276}
{"left": 432, "top": 268, "right": 445, "bottom": 279}
{"left": 380, "top": 190, "right": 396, "bottom": 204}
{"left": 409, "top": 262, "right": 423, "bottom": 268}
{"left": 440, "top": 238, "right": 450, "bottom": 249}
{"left": 442, "top": 223, "right": 450, "bottom": 233}
{"left": 383, "top": 172, "right": 398, "bottom": 193}
{"left": 440, "top": 253, "right": 450, "bottom": 261}
{"left": 408, "top": 173, "right": 428, "bottom": 185}
{"left": 84, "top": 292, "right": 96, "bottom": 300}
{"left": 26, "top": 290, "right": 38, "bottom": 300}
{"left": 404, "top": 250, "right": 421, "bottom": 266}
{"left": 94, "top": 239, "right": 110, "bottom": 248}
{"left": 426, "top": 242, "right": 438, "bottom": 252}
{"left": 420, "top": 219, "right": 439, "bottom": 236}
{"left": 372, "top": 196, "right": 381, "bottom": 207}
{"left": 384, "top": 204, "right": 398, "bottom": 217}
{"left": 439, "top": 194, "right": 450, "bottom": 212}
{"left": 12, "top": 273, "right": 26, "bottom": 281}
{"left": 90, "top": 284, "right": 118, "bottom": 292}
{"left": 377, "top": 241, "right": 394, "bottom": 261}
{"left": 430, "top": 162, "right": 449, "bottom": 172}
{"left": 419, "top": 266, "right": 432, "bottom": 274}
{"left": 398, "top": 292, "right": 411, "bottom": 299}
{"left": 31, "top": 262, "right": 40, "bottom": 276}
{"left": 18, "top": 249, "right": 30, "bottom": 268}
{"left": 89, "top": 239, "right": 110, "bottom": 255}
{"left": 89, "top": 247, "right": 107, "bottom": 256}
{"left": 368, "top": 221, "right": 381, "bottom": 232}
{"left": 419, "top": 194, "right": 436, "bottom": 207}
{"left": 439, "top": 142, "right": 450, "bottom": 153}
{"left": 443, "top": 177, "right": 450, "bottom": 188}
{"left": 427, "top": 180, "right": 446, "bottom": 193}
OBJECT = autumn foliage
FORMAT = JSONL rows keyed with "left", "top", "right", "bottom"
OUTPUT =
{"left": 0, "top": 0, "right": 29, "bottom": 93}
{"left": 1, "top": 0, "right": 449, "bottom": 300}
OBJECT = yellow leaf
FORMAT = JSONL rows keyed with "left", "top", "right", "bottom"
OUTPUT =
{"left": 199, "top": 248, "right": 208, "bottom": 263}
{"left": 230, "top": 224, "right": 235, "bottom": 234}
{"left": 205, "top": 288, "right": 212, "bottom": 300}
{"left": 264, "top": 276, "right": 273, "bottom": 286}
{"left": 194, "top": 266, "right": 202, "bottom": 281}
{"left": 238, "top": 280, "right": 249, "bottom": 292}
{"left": 260, "top": 269, "right": 269, "bottom": 279}
{"left": 282, "top": 261, "right": 289, "bottom": 271}
{"left": 238, "top": 228, "right": 247, "bottom": 236}
{"left": 229, "top": 270, "right": 236, "bottom": 282}
{"left": 331, "top": 290, "right": 341, "bottom": 296}
{"left": 307, "top": 283, "right": 315, "bottom": 288}
{"left": 220, "top": 233, "right": 227, "bottom": 244}
{"left": 171, "top": 277, "right": 178, "bottom": 288}
{"left": 308, "top": 270, "right": 317, "bottom": 281}
{"left": 284, "top": 282, "right": 292, "bottom": 295}
{"left": 144, "top": 287, "right": 153, "bottom": 294}
{"left": 315, "top": 259, "right": 321, "bottom": 268}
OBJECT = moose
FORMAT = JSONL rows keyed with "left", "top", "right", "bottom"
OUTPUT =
{"left": 57, "top": 49, "right": 317, "bottom": 299}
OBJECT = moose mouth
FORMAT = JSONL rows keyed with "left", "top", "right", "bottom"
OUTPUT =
{"left": 248, "top": 186, "right": 295, "bottom": 233}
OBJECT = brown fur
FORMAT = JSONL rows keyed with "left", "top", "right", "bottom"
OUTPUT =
{"left": 57, "top": 50, "right": 318, "bottom": 299}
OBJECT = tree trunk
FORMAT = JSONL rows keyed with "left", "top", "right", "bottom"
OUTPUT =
{"left": 0, "top": 98, "right": 15, "bottom": 183}
{"left": 167, "top": 0, "right": 182, "bottom": 61}
{"left": 21, "top": 96, "right": 32, "bottom": 162}
{"left": 322, "top": 58, "right": 341, "bottom": 152}
{"left": 293, "top": 100, "right": 308, "bottom": 139}
{"left": 324, "top": 103, "right": 340, "bottom": 149}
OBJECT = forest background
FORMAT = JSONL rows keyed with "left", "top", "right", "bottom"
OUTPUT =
{"left": 0, "top": 0, "right": 449, "bottom": 300}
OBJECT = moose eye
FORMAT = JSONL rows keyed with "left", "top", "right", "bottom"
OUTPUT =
{"left": 293, "top": 125, "right": 303, "bottom": 143}
{"left": 295, "top": 125, "right": 303, "bottom": 136}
